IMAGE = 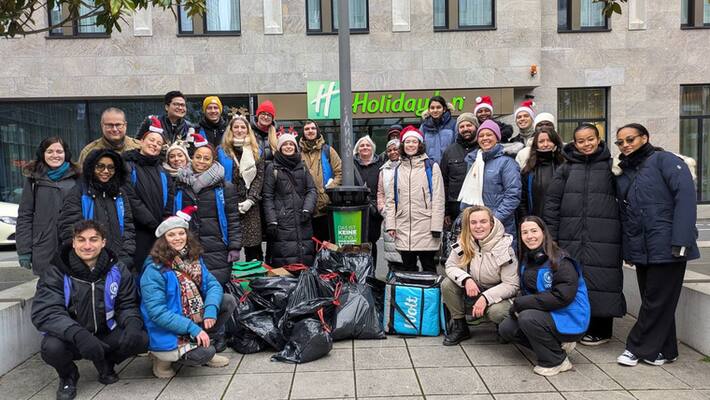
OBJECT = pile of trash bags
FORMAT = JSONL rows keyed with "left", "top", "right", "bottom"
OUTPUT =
{"left": 225, "top": 246, "right": 386, "bottom": 364}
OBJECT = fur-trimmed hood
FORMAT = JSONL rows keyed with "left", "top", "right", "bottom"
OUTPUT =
{"left": 420, "top": 102, "right": 456, "bottom": 120}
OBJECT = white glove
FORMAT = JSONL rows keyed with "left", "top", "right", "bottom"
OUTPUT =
{"left": 238, "top": 199, "right": 255, "bottom": 214}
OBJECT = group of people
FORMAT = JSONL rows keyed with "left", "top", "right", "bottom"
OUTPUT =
{"left": 14, "top": 90, "right": 699, "bottom": 399}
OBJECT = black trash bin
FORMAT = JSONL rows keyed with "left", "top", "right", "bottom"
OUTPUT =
{"left": 326, "top": 186, "right": 370, "bottom": 246}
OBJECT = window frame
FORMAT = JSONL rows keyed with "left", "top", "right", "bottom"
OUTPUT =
{"left": 433, "top": 0, "right": 496, "bottom": 32}
{"left": 679, "top": 84, "right": 710, "bottom": 203}
{"left": 46, "top": 4, "right": 110, "bottom": 38}
{"left": 306, "top": 0, "right": 370, "bottom": 35}
{"left": 557, "top": 0, "right": 610, "bottom": 33}
{"left": 681, "top": 0, "right": 710, "bottom": 29}
{"left": 556, "top": 87, "right": 610, "bottom": 143}
{"left": 177, "top": 0, "right": 242, "bottom": 37}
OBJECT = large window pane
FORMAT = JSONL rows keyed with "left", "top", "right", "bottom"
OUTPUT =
{"left": 77, "top": 5, "right": 106, "bottom": 34}
{"left": 49, "top": 4, "right": 63, "bottom": 34}
{"left": 179, "top": 4, "right": 194, "bottom": 32}
{"left": 702, "top": 120, "right": 710, "bottom": 200}
{"left": 459, "top": 0, "right": 493, "bottom": 27}
{"left": 682, "top": 0, "right": 689, "bottom": 25}
{"left": 558, "top": 0, "right": 568, "bottom": 30}
{"left": 557, "top": 88, "right": 607, "bottom": 142}
{"left": 332, "top": 0, "right": 367, "bottom": 30}
{"left": 307, "top": 0, "right": 322, "bottom": 30}
{"left": 206, "top": 0, "right": 240, "bottom": 32}
{"left": 433, "top": 0, "right": 447, "bottom": 28}
{"left": 580, "top": 0, "right": 605, "bottom": 27}
{"left": 705, "top": 0, "right": 710, "bottom": 24}
{"left": 680, "top": 86, "right": 710, "bottom": 116}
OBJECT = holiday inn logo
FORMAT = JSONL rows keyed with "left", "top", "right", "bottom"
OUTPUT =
{"left": 307, "top": 81, "right": 341, "bottom": 120}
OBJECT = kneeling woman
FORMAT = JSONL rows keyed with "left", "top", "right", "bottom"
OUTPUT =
{"left": 141, "top": 216, "right": 236, "bottom": 378}
{"left": 499, "top": 216, "right": 590, "bottom": 376}
{"left": 442, "top": 206, "right": 519, "bottom": 346}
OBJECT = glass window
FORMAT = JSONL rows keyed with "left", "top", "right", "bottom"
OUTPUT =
{"left": 433, "top": 0, "right": 447, "bottom": 28}
{"left": 579, "top": 0, "right": 604, "bottom": 27}
{"left": 179, "top": 4, "right": 194, "bottom": 32}
{"left": 680, "top": 85, "right": 710, "bottom": 202}
{"left": 49, "top": 4, "right": 63, "bottom": 35}
{"left": 307, "top": 0, "right": 322, "bottom": 31}
{"left": 557, "top": 88, "right": 608, "bottom": 143}
{"left": 77, "top": 5, "right": 106, "bottom": 34}
{"left": 205, "top": 0, "right": 240, "bottom": 32}
{"left": 458, "top": 0, "right": 493, "bottom": 27}
{"left": 47, "top": 4, "right": 107, "bottom": 36}
{"left": 558, "top": 0, "right": 568, "bottom": 30}
{"left": 682, "top": 0, "right": 689, "bottom": 25}
{"left": 558, "top": 0, "right": 607, "bottom": 31}
{"left": 705, "top": 0, "right": 710, "bottom": 24}
{"left": 332, "top": 0, "right": 368, "bottom": 30}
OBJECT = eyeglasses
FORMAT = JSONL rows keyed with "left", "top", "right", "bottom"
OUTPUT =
{"left": 614, "top": 135, "right": 640, "bottom": 147}
{"left": 94, "top": 164, "right": 116, "bottom": 172}
{"left": 102, "top": 123, "right": 126, "bottom": 129}
{"left": 170, "top": 102, "right": 187, "bottom": 108}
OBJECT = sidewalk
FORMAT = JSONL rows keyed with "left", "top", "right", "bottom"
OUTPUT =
{"left": 1, "top": 315, "right": 708, "bottom": 400}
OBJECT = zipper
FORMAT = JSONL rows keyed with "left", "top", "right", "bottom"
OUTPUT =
{"left": 581, "top": 164, "right": 590, "bottom": 247}
{"left": 408, "top": 159, "right": 413, "bottom": 251}
{"left": 90, "top": 281, "right": 98, "bottom": 333}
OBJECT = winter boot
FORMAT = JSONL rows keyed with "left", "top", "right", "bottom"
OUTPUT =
{"left": 95, "top": 360, "right": 119, "bottom": 385}
{"left": 150, "top": 354, "right": 176, "bottom": 379}
{"left": 205, "top": 354, "right": 230, "bottom": 368}
{"left": 443, "top": 318, "right": 471, "bottom": 346}
{"left": 56, "top": 364, "right": 79, "bottom": 400}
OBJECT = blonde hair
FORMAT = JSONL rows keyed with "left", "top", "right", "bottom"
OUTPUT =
{"left": 222, "top": 115, "right": 260, "bottom": 161}
{"left": 458, "top": 205, "right": 495, "bottom": 267}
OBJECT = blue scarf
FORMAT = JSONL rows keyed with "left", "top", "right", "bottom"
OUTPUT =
{"left": 47, "top": 162, "right": 70, "bottom": 181}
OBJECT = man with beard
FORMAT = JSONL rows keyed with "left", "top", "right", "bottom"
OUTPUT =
{"left": 79, "top": 107, "right": 141, "bottom": 164}
{"left": 440, "top": 112, "right": 479, "bottom": 228}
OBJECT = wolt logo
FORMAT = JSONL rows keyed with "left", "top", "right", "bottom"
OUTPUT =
{"left": 307, "top": 81, "right": 341, "bottom": 120}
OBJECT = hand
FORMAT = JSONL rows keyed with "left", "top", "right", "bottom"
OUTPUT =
{"left": 266, "top": 224, "right": 278, "bottom": 239}
{"left": 301, "top": 210, "right": 311, "bottom": 221}
{"left": 672, "top": 246, "right": 686, "bottom": 258}
{"left": 238, "top": 199, "right": 254, "bottom": 214}
{"left": 119, "top": 322, "right": 145, "bottom": 352}
{"left": 18, "top": 254, "right": 32, "bottom": 270}
{"left": 228, "top": 250, "right": 241, "bottom": 263}
{"left": 431, "top": 231, "right": 441, "bottom": 239}
{"left": 195, "top": 330, "right": 210, "bottom": 347}
{"left": 203, "top": 318, "right": 216, "bottom": 330}
{"left": 472, "top": 296, "right": 487, "bottom": 318}
{"left": 74, "top": 330, "right": 109, "bottom": 362}
{"left": 387, "top": 230, "right": 396, "bottom": 238}
{"left": 464, "top": 279, "right": 480, "bottom": 298}
{"left": 444, "top": 216, "right": 452, "bottom": 230}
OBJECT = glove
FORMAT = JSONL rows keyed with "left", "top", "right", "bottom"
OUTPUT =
{"left": 301, "top": 210, "right": 311, "bottom": 221}
{"left": 18, "top": 254, "right": 32, "bottom": 270}
{"left": 672, "top": 246, "right": 686, "bottom": 258}
{"left": 228, "top": 250, "right": 241, "bottom": 263}
{"left": 119, "top": 319, "right": 144, "bottom": 352}
{"left": 238, "top": 199, "right": 255, "bottom": 214}
{"left": 431, "top": 231, "right": 441, "bottom": 239}
{"left": 74, "top": 329, "right": 109, "bottom": 362}
{"left": 266, "top": 223, "right": 278, "bottom": 239}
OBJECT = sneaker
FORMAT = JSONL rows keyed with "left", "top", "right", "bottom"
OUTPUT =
{"left": 580, "top": 335, "right": 610, "bottom": 346}
{"left": 617, "top": 350, "right": 639, "bottom": 366}
{"left": 643, "top": 353, "right": 678, "bottom": 366}
{"left": 561, "top": 341, "right": 576, "bottom": 354}
{"left": 56, "top": 368, "right": 79, "bottom": 400}
{"left": 205, "top": 354, "right": 229, "bottom": 368}
{"left": 150, "top": 354, "right": 176, "bottom": 379}
{"left": 533, "top": 357, "right": 574, "bottom": 376}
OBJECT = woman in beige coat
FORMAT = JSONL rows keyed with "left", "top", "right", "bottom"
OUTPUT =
{"left": 442, "top": 205, "right": 519, "bottom": 345}
{"left": 385, "top": 126, "right": 445, "bottom": 273}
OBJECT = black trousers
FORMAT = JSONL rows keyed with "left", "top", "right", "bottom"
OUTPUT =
{"left": 625, "top": 261, "right": 686, "bottom": 360}
{"left": 499, "top": 309, "right": 583, "bottom": 368}
{"left": 586, "top": 316, "right": 614, "bottom": 339}
{"left": 41, "top": 327, "right": 149, "bottom": 379}
{"left": 399, "top": 251, "right": 437, "bottom": 273}
{"left": 312, "top": 215, "right": 332, "bottom": 243}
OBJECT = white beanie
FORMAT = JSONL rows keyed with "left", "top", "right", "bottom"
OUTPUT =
{"left": 353, "top": 135, "right": 376, "bottom": 156}
{"left": 277, "top": 133, "right": 299, "bottom": 151}
{"left": 386, "top": 139, "right": 400, "bottom": 149}
{"left": 155, "top": 205, "right": 196, "bottom": 237}
{"left": 533, "top": 112, "right": 556, "bottom": 129}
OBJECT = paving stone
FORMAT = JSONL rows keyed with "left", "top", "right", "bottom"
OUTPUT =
{"left": 0, "top": 358, "right": 60, "bottom": 400}
{"left": 157, "top": 375, "right": 231, "bottom": 399}
{"left": 354, "top": 337, "right": 406, "bottom": 348}
{"left": 355, "top": 347, "right": 412, "bottom": 370}
{"left": 575, "top": 340, "right": 628, "bottom": 364}
{"left": 290, "top": 370, "right": 355, "bottom": 399}
{"left": 427, "top": 396, "right": 493, "bottom": 400}
{"left": 561, "top": 391, "right": 636, "bottom": 400}
{"left": 416, "top": 367, "right": 488, "bottom": 395}
{"left": 459, "top": 326, "right": 500, "bottom": 344}
{"left": 356, "top": 369, "right": 422, "bottom": 397}
{"left": 493, "top": 393, "right": 564, "bottom": 400}
{"left": 677, "top": 344, "right": 707, "bottom": 362}
{"left": 568, "top": 349, "right": 592, "bottom": 364}
{"left": 295, "top": 349, "right": 353, "bottom": 372}
{"left": 29, "top": 360, "right": 107, "bottom": 400}
{"left": 405, "top": 335, "right": 444, "bottom": 347}
{"left": 224, "top": 372, "right": 292, "bottom": 400}
{"left": 662, "top": 361, "right": 710, "bottom": 389}
{"left": 630, "top": 389, "right": 710, "bottom": 400}
{"left": 546, "top": 363, "right": 622, "bottom": 391}
{"left": 118, "top": 356, "right": 156, "bottom": 379}
{"left": 92, "top": 378, "right": 168, "bottom": 400}
{"left": 477, "top": 365, "right": 555, "bottom": 393}
{"left": 598, "top": 363, "right": 691, "bottom": 390}
{"left": 332, "top": 340, "right": 353, "bottom": 350}
{"left": 236, "top": 352, "right": 295, "bottom": 374}
{"left": 358, "top": 397, "right": 423, "bottom": 400}
{"left": 408, "top": 345, "right": 471, "bottom": 367}
{"left": 462, "top": 344, "right": 530, "bottom": 366}
{"left": 176, "top": 351, "right": 242, "bottom": 377}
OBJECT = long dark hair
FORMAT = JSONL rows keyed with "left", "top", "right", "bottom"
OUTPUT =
{"left": 23, "top": 136, "right": 79, "bottom": 177}
{"left": 518, "top": 216, "right": 563, "bottom": 270}
{"left": 616, "top": 123, "right": 650, "bottom": 138}
{"left": 150, "top": 229, "right": 203, "bottom": 267}
{"left": 521, "top": 127, "right": 565, "bottom": 175}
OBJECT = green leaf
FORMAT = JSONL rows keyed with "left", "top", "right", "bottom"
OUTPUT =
{"left": 612, "top": 2, "right": 622, "bottom": 14}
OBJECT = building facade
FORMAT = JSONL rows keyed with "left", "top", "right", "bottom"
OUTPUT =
{"left": 1, "top": 0, "right": 709, "bottom": 210}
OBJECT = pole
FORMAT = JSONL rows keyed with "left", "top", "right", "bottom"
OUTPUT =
{"left": 338, "top": 0, "right": 354, "bottom": 186}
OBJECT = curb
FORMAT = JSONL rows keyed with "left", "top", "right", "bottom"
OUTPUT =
{"left": 699, "top": 241, "right": 710, "bottom": 248}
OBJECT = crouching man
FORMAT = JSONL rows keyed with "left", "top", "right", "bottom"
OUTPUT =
{"left": 441, "top": 206, "right": 519, "bottom": 346}
{"left": 32, "top": 220, "right": 148, "bottom": 400}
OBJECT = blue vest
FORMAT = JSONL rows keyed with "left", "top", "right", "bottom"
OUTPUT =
{"left": 63, "top": 265, "right": 122, "bottom": 331}
{"left": 216, "top": 147, "right": 234, "bottom": 183}
{"left": 173, "top": 187, "right": 228, "bottom": 246}
{"left": 81, "top": 192, "right": 125, "bottom": 235}
{"left": 520, "top": 257, "right": 591, "bottom": 335}
{"left": 130, "top": 165, "right": 168, "bottom": 209}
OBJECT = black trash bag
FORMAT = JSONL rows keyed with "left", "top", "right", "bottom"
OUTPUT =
{"left": 331, "top": 282, "right": 385, "bottom": 341}
{"left": 314, "top": 248, "right": 374, "bottom": 284}
{"left": 249, "top": 276, "right": 299, "bottom": 317}
{"left": 440, "top": 214, "right": 462, "bottom": 264}
{"left": 365, "top": 276, "right": 386, "bottom": 321}
{"left": 224, "top": 282, "right": 270, "bottom": 353}
{"left": 271, "top": 318, "right": 333, "bottom": 364}
{"left": 238, "top": 309, "right": 287, "bottom": 351}
{"left": 287, "top": 270, "right": 324, "bottom": 309}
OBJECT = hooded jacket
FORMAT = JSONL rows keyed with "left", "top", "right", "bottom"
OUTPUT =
{"left": 543, "top": 142, "right": 625, "bottom": 318}
{"left": 263, "top": 154, "right": 318, "bottom": 267}
{"left": 355, "top": 154, "right": 385, "bottom": 242}
{"left": 440, "top": 134, "right": 478, "bottom": 217}
{"left": 419, "top": 108, "right": 457, "bottom": 164}
{"left": 32, "top": 246, "right": 141, "bottom": 340}
{"left": 58, "top": 149, "right": 136, "bottom": 269}
{"left": 137, "top": 114, "right": 194, "bottom": 145}
{"left": 444, "top": 217, "right": 519, "bottom": 304}
{"left": 377, "top": 159, "right": 402, "bottom": 263}
{"left": 300, "top": 135, "right": 343, "bottom": 217}
{"left": 16, "top": 163, "right": 80, "bottom": 274}
{"left": 385, "top": 153, "right": 445, "bottom": 252}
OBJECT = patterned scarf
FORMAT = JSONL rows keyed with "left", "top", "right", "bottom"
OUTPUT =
{"left": 172, "top": 251, "right": 204, "bottom": 323}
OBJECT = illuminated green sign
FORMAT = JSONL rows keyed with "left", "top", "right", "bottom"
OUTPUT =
{"left": 307, "top": 80, "right": 341, "bottom": 120}
{"left": 352, "top": 90, "right": 465, "bottom": 117}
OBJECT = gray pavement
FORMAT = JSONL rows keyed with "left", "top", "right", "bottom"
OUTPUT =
{"left": 1, "top": 315, "right": 708, "bottom": 400}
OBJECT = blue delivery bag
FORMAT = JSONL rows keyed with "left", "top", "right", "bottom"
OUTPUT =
{"left": 382, "top": 272, "right": 446, "bottom": 337}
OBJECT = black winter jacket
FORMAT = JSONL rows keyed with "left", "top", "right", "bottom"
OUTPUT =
{"left": 31, "top": 246, "right": 142, "bottom": 340}
{"left": 137, "top": 114, "right": 194, "bottom": 145}
{"left": 16, "top": 164, "right": 80, "bottom": 274}
{"left": 252, "top": 123, "right": 275, "bottom": 162}
{"left": 59, "top": 150, "right": 136, "bottom": 270}
{"left": 263, "top": 156, "right": 317, "bottom": 267}
{"left": 543, "top": 142, "right": 625, "bottom": 318}
{"left": 513, "top": 255, "right": 579, "bottom": 312}
{"left": 123, "top": 150, "right": 174, "bottom": 269}
{"left": 175, "top": 181, "right": 241, "bottom": 285}
{"left": 355, "top": 154, "right": 385, "bottom": 242}
{"left": 520, "top": 152, "right": 561, "bottom": 218}
{"left": 440, "top": 135, "right": 478, "bottom": 217}
{"left": 198, "top": 116, "right": 228, "bottom": 147}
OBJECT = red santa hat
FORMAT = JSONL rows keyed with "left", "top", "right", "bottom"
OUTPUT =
{"left": 514, "top": 100, "right": 536, "bottom": 119}
{"left": 474, "top": 96, "right": 494, "bottom": 114}
{"left": 141, "top": 115, "right": 164, "bottom": 139}
{"left": 155, "top": 205, "right": 197, "bottom": 237}
{"left": 399, "top": 125, "right": 424, "bottom": 143}
{"left": 190, "top": 133, "right": 209, "bottom": 148}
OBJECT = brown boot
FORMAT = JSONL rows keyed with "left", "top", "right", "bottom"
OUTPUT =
{"left": 150, "top": 354, "right": 176, "bottom": 379}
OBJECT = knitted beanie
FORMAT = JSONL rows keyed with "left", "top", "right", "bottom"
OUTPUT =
{"left": 456, "top": 112, "right": 478, "bottom": 129}
{"left": 202, "top": 96, "right": 223, "bottom": 113}
{"left": 477, "top": 119, "right": 501, "bottom": 141}
{"left": 155, "top": 206, "right": 196, "bottom": 238}
{"left": 256, "top": 100, "right": 276, "bottom": 119}
{"left": 277, "top": 133, "right": 298, "bottom": 151}
{"left": 534, "top": 112, "right": 556, "bottom": 129}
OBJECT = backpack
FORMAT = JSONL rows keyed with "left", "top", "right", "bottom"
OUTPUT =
{"left": 393, "top": 158, "right": 434, "bottom": 210}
